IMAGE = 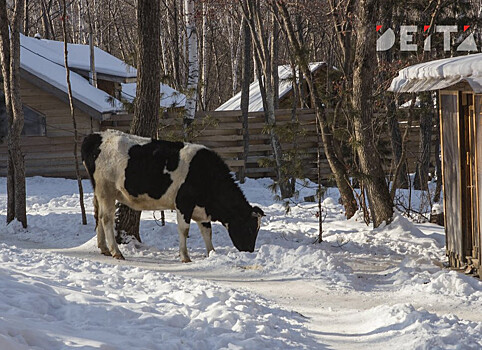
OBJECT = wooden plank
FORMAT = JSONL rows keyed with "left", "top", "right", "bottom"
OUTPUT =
{"left": 195, "top": 134, "right": 243, "bottom": 142}
{"left": 211, "top": 146, "right": 243, "bottom": 153}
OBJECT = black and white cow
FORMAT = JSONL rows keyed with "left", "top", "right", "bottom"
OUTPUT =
{"left": 81, "top": 129, "right": 264, "bottom": 262}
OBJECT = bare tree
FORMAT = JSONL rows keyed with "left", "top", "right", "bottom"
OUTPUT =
{"left": 59, "top": 0, "right": 87, "bottom": 225}
{"left": 239, "top": 15, "right": 251, "bottom": 183}
{"left": 0, "top": 0, "right": 27, "bottom": 228}
{"left": 351, "top": 0, "right": 393, "bottom": 227}
{"left": 277, "top": 1, "right": 358, "bottom": 218}
{"left": 241, "top": 0, "right": 293, "bottom": 199}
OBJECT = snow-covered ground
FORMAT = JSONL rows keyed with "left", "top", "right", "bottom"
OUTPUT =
{"left": 0, "top": 176, "right": 481, "bottom": 350}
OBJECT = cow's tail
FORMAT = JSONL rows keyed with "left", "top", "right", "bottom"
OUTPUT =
{"left": 93, "top": 194, "right": 99, "bottom": 229}
{"left": 81, "top": 133, "right": 102, "bottom": 189}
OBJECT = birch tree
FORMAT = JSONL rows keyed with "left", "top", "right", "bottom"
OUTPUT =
{"left": 183, "top": 0, "right": 198, "bottom": 127}
{"left": 200, "top": 0, "right": 208, "bottom": 110}
{"left": 0, "top": 0, "right": 27, "bottom": 228}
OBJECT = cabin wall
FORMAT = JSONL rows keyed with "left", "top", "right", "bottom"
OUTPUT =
{"left": 440, "top": 92, "right": 464, "bottom": 266}
{"left": 0, "top": 78, "right": 100, "bottom": 178}
{"left": 475, "top": 95, "right": 482, "bottom": 270}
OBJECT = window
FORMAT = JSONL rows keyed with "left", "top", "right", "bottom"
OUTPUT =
{"left": 0, "top": 93, "right": 46, "bottom": 138}
{"left": 22, "top": 105, "right": 46, "bottom": 136}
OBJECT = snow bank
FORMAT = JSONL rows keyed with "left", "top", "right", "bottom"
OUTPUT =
{"left": 0, "top": 243, "right": 318, "bottom": 349}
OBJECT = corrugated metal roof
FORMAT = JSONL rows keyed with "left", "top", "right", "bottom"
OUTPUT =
{"left": 216, "top": 62, "right": 326, "bottom": 111}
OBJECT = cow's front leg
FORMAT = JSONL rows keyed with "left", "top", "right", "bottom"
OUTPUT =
{"left": 176, "top": 210, "right": 191, "bottom": 263}
{"left": 99, "top": 198, "right": 124, "bottom": 260}
{"left": 197, "top": 221, "right": 215, "bottom": 257}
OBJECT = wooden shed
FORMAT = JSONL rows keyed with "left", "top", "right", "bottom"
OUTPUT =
{"left": 0, "top": 34, "right": 185, "bottom": 178}
{"left": 390, "top": 54, "right": 482, "bottom": 276}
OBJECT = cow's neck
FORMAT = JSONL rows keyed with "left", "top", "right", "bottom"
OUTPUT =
{"left": 207, "top": 182, "right": 251, "bottom": 225}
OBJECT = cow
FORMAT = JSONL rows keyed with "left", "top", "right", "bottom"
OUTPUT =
{"left": 81, "top": 129, "right": 264, "bottom": 262}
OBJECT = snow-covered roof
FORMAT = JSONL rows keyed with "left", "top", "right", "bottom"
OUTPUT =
{"left": 19, "top": 34, "right": 186, "bottom": 118}
{"left": 216, "top": 62, "right": 326, "bottom": 112}
{"left": 121, "top": 83, "right": 186, "bottom": 108}
{"left": 21, "top": 34, "right": 136, "bottom": 81}
{"left": 20, "top": 34, "right": 124, "bottom": 118}
{"left": 389, "top": 53, "right": 482, "bottom": 93}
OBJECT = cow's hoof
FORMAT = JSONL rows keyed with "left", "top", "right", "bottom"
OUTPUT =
{"left": 101, "top": 250, "right": 111, "bottom": 256}
{"left": 113, "top": 253, "right": 125, "bottom": 260}
{"left": 181, "top": 258, "right": 192, "bottom": 263}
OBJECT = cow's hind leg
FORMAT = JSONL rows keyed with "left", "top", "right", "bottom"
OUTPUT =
{"left": 98, "top": 196, "right": 124, "bottom": 260}
{"left": 176, "top": 210, "right": 191, "bottom": 263}
{"left": 197, "top": 221, "right": 215, "bottom": 257}
{"left": 94, "top": 195, "right": 110, "bottom": 256}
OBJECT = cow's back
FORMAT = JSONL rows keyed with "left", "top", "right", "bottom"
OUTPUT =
{"left": 84, "top": 130, "right": 205, "bottom": 211}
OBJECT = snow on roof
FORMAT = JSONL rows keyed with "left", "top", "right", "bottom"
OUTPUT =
{"left": 216, "top": 62, "right": 326, "bottom": 112}
{"left": 21, "top": 34, "right": 136, "bottom": 80}
{"left": 20, "top": 34, "right": 124, "bottom": 117}
{"left": 389, "top": 53, "right": 482, "bottom": 93}
{"left": 121, "top": 83, "right": 186, "bottom": 108}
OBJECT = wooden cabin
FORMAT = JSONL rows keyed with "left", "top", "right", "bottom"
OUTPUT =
{"left": 0, "top": 34, "right": 185, "bottom": 178}
{"left": 390, "top": 54, "right": 482, "bottom": 276}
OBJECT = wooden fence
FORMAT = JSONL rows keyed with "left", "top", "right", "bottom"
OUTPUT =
{"left": 101, "top": 108, "right": 437, "bottom": 183}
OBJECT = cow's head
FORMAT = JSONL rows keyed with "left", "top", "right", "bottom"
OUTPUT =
{"left": 228, "top": 206, "right": 265, "bottom": 252}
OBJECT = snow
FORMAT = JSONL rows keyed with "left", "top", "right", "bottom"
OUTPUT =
{"left": 389, "top": 53, "right": 482, "bottom": 93}
{"left": 20, "top": 34, "right": 125, "bottom": 116}
{"left": 121, "top": 83, "right": 186, "bottom": 108}
{"left": 20, "top": 34, "right": 186, "bottom": 117}
{"left": 216, "top": 62, "right": 326, "bottom": 112}
{"left": 21, "top": 34, "right": 136, "bottom": 80}
{"left": 0, "top": 176, "right": 481, "bottom": 349}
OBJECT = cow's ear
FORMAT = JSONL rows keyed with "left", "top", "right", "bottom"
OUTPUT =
{"left": 251, "top": 206, "right": 265, "bottom": 217}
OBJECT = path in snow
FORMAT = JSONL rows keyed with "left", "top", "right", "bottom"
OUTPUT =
{"left": 48, "top": 238, "right": 481, "bottom": 349}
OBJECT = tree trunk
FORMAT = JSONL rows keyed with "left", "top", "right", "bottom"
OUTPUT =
{"left": 239, "top": 17, "right": 251, "bottom": 184}
{"left": 200, "top": 1, "right": 208, "bottom": 110}
{"left": 379, "top": 1, "right": 408, "bottom": 189}
{"left": 270, "top": 7, "right": 279, "bottom": 109}
{"left": 40, "top": 0, "right": 51, "bottom": 39}
{"left": 388, "top": 104, "right": 409, "bottom": 189}
{"left": 183, "top": 0, "right": 198, "bottom": 127}
{"left": 0, "top": 0, "right": 27, "bottom": 228}
{"left": 433, "top": 91, "right": 442, "bottom": 203}
{"left": 115, "top": 0, "right": 161, "bottom": 243}
{"left": 414, "top": 92, "right": 433, "bottom": 191}
{"left": 352, "top": 0, "right": 393, "bottom": 227}
{"left": 23, "top": 0, "right": 28, "bottom": 35}
{"left": 60, "top": 0, "right": 87, "bottom": 225}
